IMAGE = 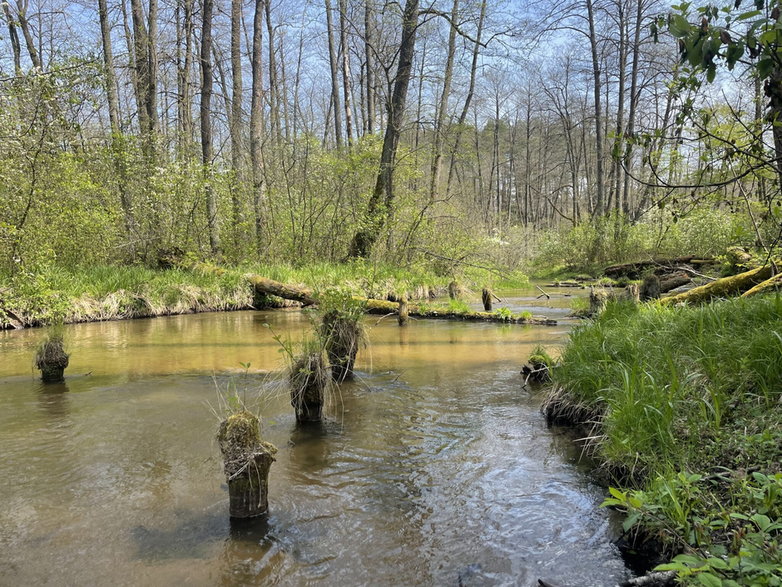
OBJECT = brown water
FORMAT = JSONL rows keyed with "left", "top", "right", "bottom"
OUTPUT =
{"left": 0, "top": 288, "right": 631, "bottom": 586}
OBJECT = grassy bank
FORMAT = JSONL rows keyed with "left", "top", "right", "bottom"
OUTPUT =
{"left": 545, "top": 296, "right": 782, "bottom": 584}
{"left": 0, "top": 262, "right": 528, "bottom": 328}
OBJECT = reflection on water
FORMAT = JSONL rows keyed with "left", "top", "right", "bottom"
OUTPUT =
{"left": 0, "top": 287, "right": 629, "bottom": 586}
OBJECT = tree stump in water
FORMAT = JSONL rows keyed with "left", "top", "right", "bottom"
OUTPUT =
{"left": 321, "top": 310, "right": 362, "bottom": 381}
{"left": 482, "top": 288, "right": 492, "bottom": 312}
{"left": 217, "top": 411, "right": 277, "bottom": 518}
{"left": 589, "top": 288, "right": 608, "bottom": 316}
{"left": 640, "top": 274, "right": 661, "bottom": 301}
{"left": 398, "top": 295, "right": 409, "bottom": 326}
{"left": 35, "top": 336, "right": 69, "bottom": 383}
{"left": 290, "top": 351, "right": 330, "bottom": 422}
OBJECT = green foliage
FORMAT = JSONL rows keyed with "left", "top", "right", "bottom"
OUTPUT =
{"left": 534, "top": 209, "right": 749, "bottom": 273}
{"left": 604, "top": 472, "right": 782, "bottom": 586}
{"left": 493, "top": 306, "right": 513, "bottom": 320}
{"left": 528, "top": 345, "right": 554, "bottom": 367}
{"left": 447, "top": 298, "right": 470, "bottom": 313}
{"left": 557, "top": 295, "right": 782, "bottom": 583}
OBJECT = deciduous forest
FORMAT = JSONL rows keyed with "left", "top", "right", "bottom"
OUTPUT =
{"left": 2, "top": 0, "right": 779, "bottom": 275}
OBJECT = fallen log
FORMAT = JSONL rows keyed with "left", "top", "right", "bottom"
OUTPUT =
{"left": 661, "top": 265, "right": 773, "bottom": 305}
{"left": 247, "top": 275, "right": 318, "bottom": 306}
{"left": 363, "top": 299, "right": 557, "bottom": 325}
{"left": 604, "top": 256, "right": 711, "bottom": 279}
{"left": 658, "top": 272, "right": 691, "bottom": 294}
{"left": 190, "top": 262, "right": 557, "bottom": 325}
{"left": 741, "top": 272, "right": 782, "bottom": 298}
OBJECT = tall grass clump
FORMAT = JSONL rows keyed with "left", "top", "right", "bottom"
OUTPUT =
{"left": 548, "top": 295, "right": 782, "bottom": 583}
{"left": 550, "top": 296, "right": 782, "bottom": 480}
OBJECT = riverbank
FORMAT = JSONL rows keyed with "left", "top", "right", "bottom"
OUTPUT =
{"left": 0, "top": 262, "right": 530, "bottom": 329}
{"left": 544, "top": 296, "right": 782, "bottom": 585}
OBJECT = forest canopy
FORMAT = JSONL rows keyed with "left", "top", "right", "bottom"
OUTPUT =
{"left": 0, "top": 0, "right": 779, "bottom": 274}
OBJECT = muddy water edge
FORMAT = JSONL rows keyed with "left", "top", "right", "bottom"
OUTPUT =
{"left": 0, "top": 285, "right": 633, "bottom": 586}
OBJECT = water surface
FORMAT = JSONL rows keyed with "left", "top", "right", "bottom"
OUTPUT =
{"left": 0, "top": 289, "right": 630, "bottom": 586}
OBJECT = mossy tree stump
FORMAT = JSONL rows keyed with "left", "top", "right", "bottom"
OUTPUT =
{"left": 398, "top": 295, "right": 409, "bottom": 326}
{"left": 482, "top": 288, "right": 492, "bottom": 311}
{"left": 35, "top": 336, "right": 69, "bottom": 383}
{"left": 290, "top": 351, "right": 330, "bottom": 422}
{"left": 217, "top": 411, "right": 277, "bottom": 518}
{"left": 640, "top": 274, "right": 661, "bottom": 301}
{"left": 321, "top": 310, "right": 363, "bottom": 381}
{"left": 589, "top": 288, "right": 608, "bottom": 317}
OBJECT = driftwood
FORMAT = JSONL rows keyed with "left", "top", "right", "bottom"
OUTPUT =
{"left": 661, "top": 265, "right": 773, "bottom": 306}
{"left": 604, "top": 256, "right": 711, "bottom": 279}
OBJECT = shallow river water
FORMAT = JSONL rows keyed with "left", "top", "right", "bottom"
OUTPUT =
{"left": 0, "top": 286, "right": 631, "bottom": 586}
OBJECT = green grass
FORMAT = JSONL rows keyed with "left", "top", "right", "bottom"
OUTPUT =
{"left": 549, "top": 295, "right": 782, "bottom": 584}
{"left": 1, "top": 261, "right": 511, "bottom": 327}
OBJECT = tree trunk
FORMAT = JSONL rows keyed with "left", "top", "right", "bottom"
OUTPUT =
{"left": 348, "top": 0, "right": 420, "bottom": 258}
{"left": 339, "top": 0, "right": 354, "bottom": 147}
{"left": 264, "top": 0, "right": 282, "bottom": 145}
{"left": 14, "top": 0, "right": 41, "bottom": 69}
{"left": 445, "top": 0, "right": 486, "bottom": 196}
{"left": 200, "top": 0, "right": 220, "bottom": 256}
{"left": 586, "top": 0, "right": 605, "bottom": 217}
{"left": 250, "top": 0, "right": 267, "bottom": 253}
{"left": 364, "top": 0, "right": 375, "bottom": 134}
{"left": 230, "top": 0, "right": 245, "bottom": 230}
{"left": 429, "top": 0, "right": 458, "bottom": 202}
{"left": 147, "top": 0, "right": 159, "bottom": 136}
{"left": 325, "top": 0, "right": 343, "bottom": 148}
{"left": 2, "top": 3, "right": 22, "bottom": 74}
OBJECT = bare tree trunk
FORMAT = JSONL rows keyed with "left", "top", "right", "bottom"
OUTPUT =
{"left": 586, "top": 0, "right": 605, "bottom": 217}
{"left": 429, "top": 0, "right": 458, "bottom": 202}
{"left": 14, "top": 0, "right": 41, "bottom": 69}
{"left": 200, "top": 0, "right": 220, "bottom": 256}
{"left": 2, "top": 3, "right": 22, "bottom": 74}
{"left": 445, "top": 0, "right": 486, "bottom": 196}
{"left": 325, "top": 0, "right": 343, "bottom": 148}
{"left": 250, "top": 0, "right": 267, "bottom": 252}
{"left": 176, "top": 0, "right": 194, "bottom": 150}
{"left": 611, "top": 0, "right": 627, "bottom": 214}
{"left": 129, "top": 0, "right": 150, "bottom": 140}
{"left": 147, "top": 0, "right": 158, "bottom": 136}
{"left": 339, "top": 0, "right": 354, "bottom": 147}
{"left": 264, "top": 0, "right": 282, "bottom": 144}
{"left": 623, "top": 0, "right": 643, "bottom": 216}
{"left": 364, "top": 0, "right": 374, "bottom": 134}
{"left": 99, "top": 0, "right": 137, "bottom": 249}
{"left": 349, "top": 0, "right": 419, "bottom": 258}
{"left": 230, "top": 0, "right": 245, "bottom": 230}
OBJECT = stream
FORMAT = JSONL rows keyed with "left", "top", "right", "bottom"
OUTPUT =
{"left": 0, "top": 285, "right": 632, "bottom": 586}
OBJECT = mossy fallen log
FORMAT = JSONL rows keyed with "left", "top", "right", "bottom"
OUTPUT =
{"left": 741, "top": 272, "right": 782, "bottom": 298}
{"left": 362, "top": 298, "right": 557, "bottom": 325}
{"left": 661, "top": 265, "right": 773, "bottom": 305}
{"left": 247, "top": 275, "right": 318, "bottom": 307}
{"left": 190, "top": 262, "right": 557, "bottom": 325}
